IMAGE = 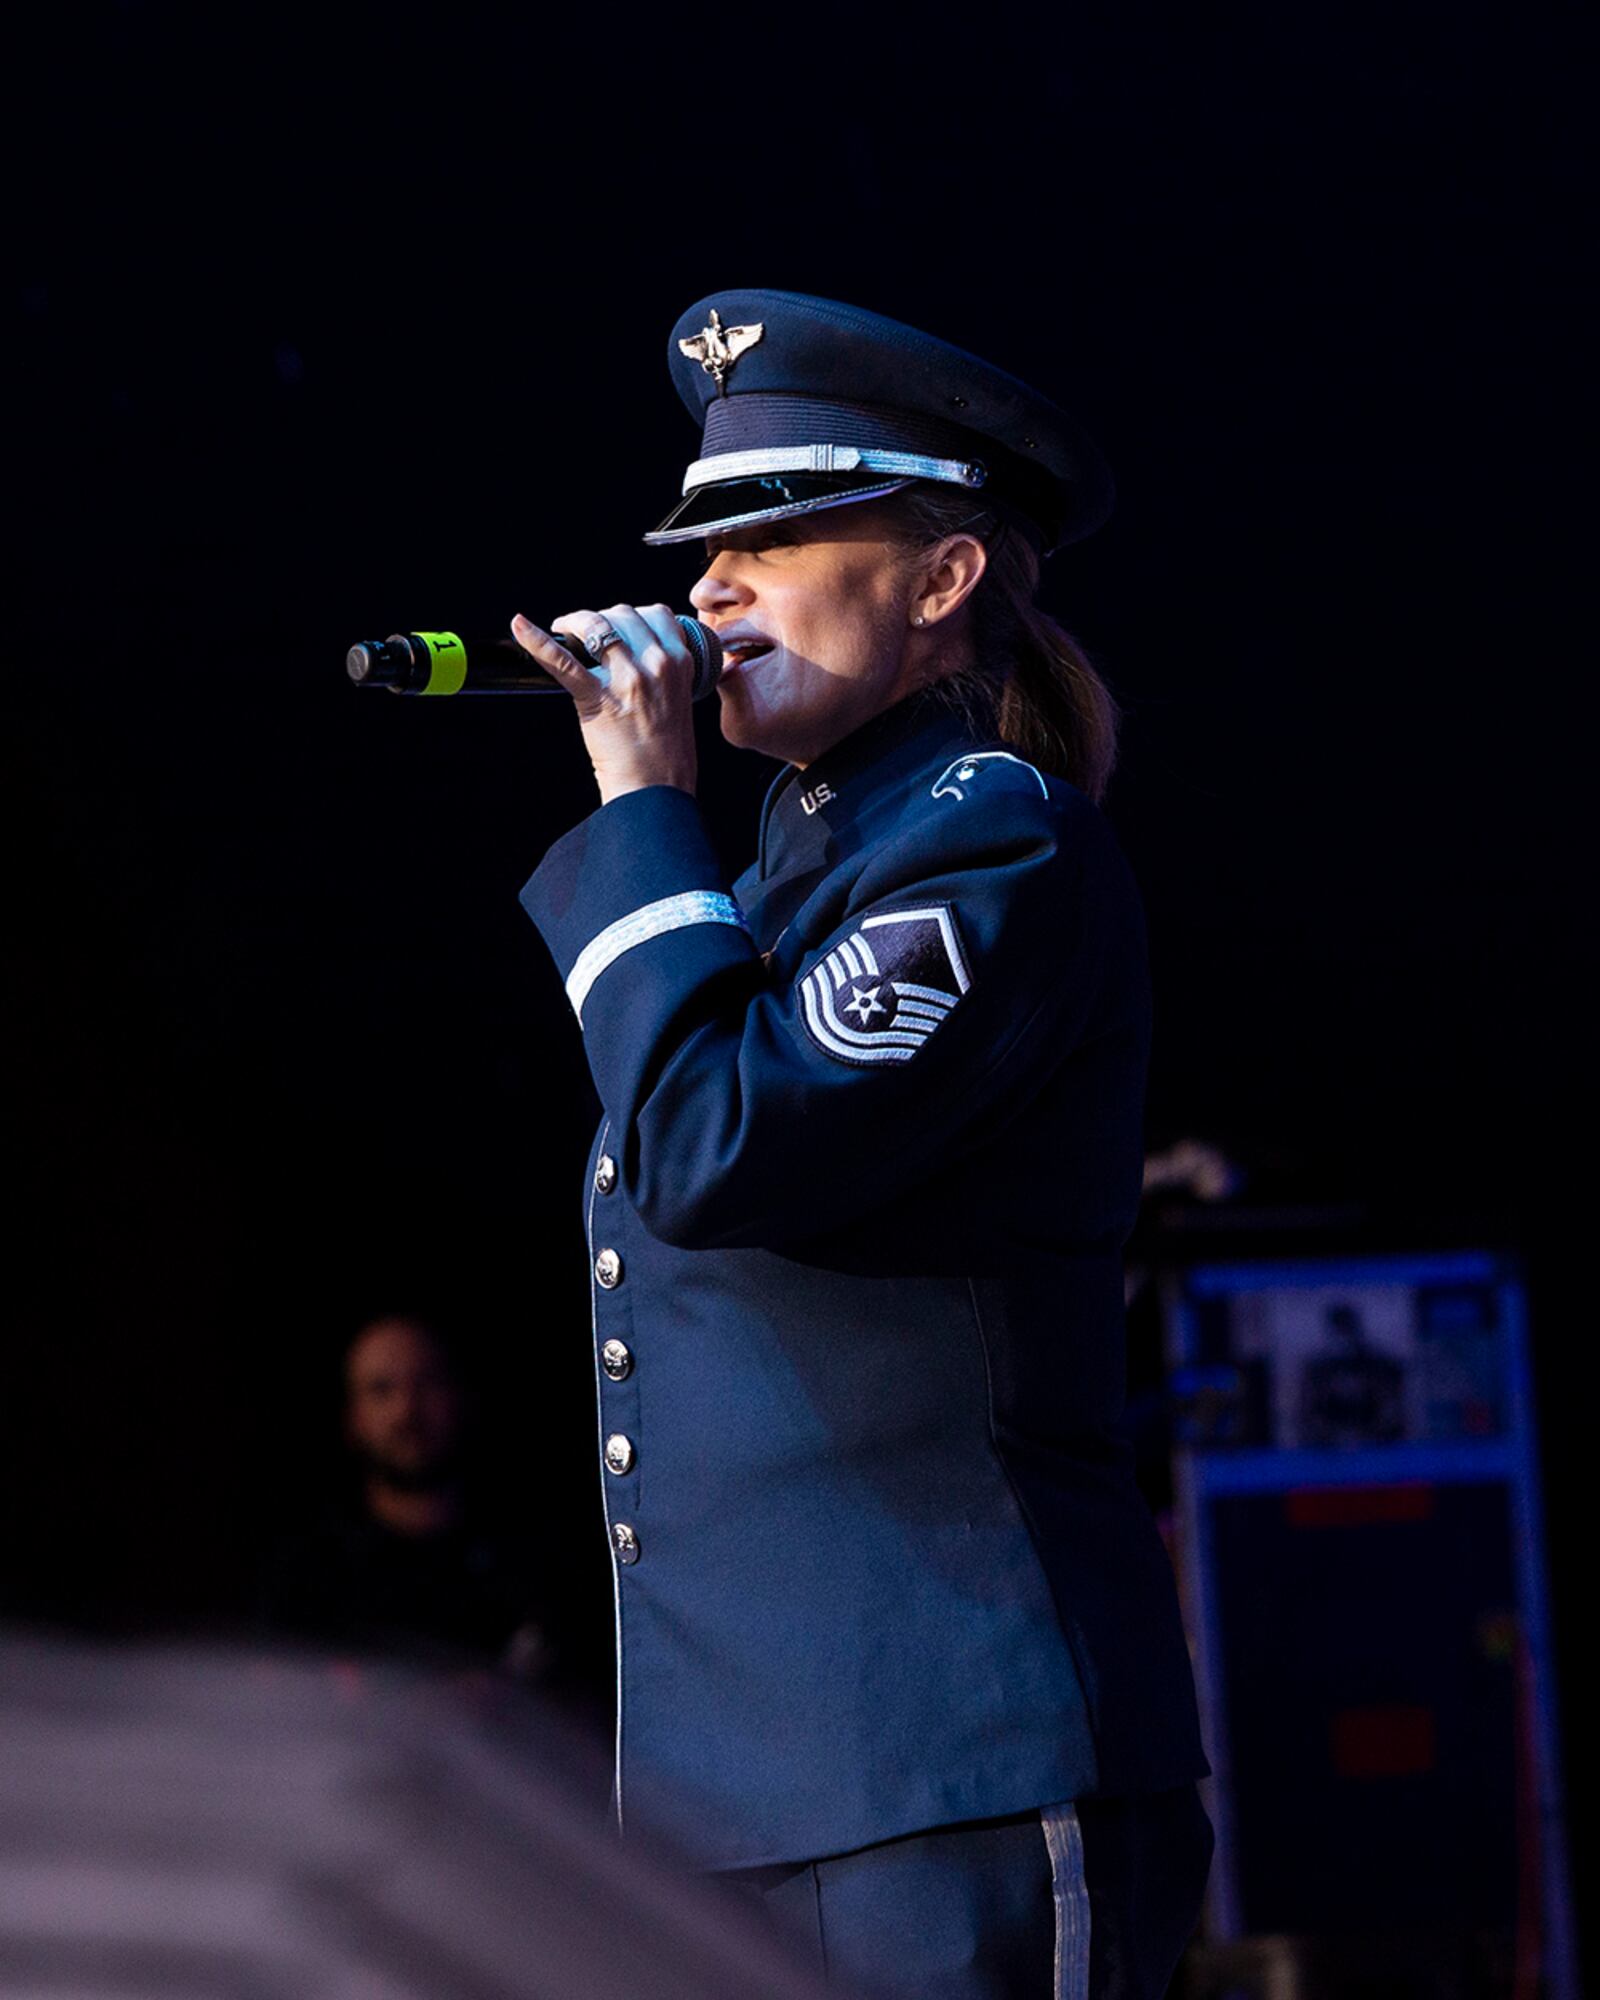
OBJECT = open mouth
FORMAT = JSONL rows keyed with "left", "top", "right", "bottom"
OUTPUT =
{"left": 721, "top": 637, "right": 775, "bottom": 672}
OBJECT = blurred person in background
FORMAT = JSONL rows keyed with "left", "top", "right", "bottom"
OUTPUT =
{"left": 259, "top": 1313, "right": 607, "bottom": 1725}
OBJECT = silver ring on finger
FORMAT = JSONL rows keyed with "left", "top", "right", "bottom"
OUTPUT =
{"left": 586, "top": 623, "right": 623, "bottom": 656}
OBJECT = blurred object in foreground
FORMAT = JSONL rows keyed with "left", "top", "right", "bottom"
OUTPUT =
{"left": 0, "top": 1631, "right": 841, "bottom": 2000}
{"left": 1164, "top": 1250, "right": 1577, "bottom": 1999}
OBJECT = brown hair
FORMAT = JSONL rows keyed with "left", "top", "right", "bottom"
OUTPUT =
{"left": 872, "top": 484, "right": 1121, "bottom": 803}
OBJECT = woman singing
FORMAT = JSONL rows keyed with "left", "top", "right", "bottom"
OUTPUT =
{"left": 512, "top": 289, "right": 1211, "bottom": 2000}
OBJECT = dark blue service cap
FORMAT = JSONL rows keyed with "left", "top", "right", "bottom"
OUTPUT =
{"left": 643, "top": 288, "right": 1113, "bottom": 555}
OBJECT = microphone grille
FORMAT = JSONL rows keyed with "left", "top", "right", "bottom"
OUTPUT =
{"left": 678, "top": 617, "right": 724, "bottom": 701}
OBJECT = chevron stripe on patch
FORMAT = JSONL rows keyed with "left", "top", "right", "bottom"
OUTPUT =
{"left": 798, "top": 906, "right": 971, "bottom": 1067}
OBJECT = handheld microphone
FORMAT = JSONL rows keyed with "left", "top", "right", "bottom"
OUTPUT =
{"left": 345, "top": 620, "right": 723, "bottom": 699}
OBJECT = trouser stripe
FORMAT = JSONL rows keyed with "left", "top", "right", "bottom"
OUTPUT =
{"left": 1041, "top": 1801, "right": 1091, "bottom": 2000}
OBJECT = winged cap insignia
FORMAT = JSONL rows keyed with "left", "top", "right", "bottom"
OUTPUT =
{"left": 678, "top": 308, "right": 765, "bottom": 394}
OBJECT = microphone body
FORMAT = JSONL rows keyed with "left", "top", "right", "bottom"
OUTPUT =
{"left": 346, "top": 621, "right": 723, "bottom": 699}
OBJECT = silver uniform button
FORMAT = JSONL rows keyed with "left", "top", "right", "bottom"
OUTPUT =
{"left": 604, "top": 1433, "right": 635, "bottom": 1475}
{"left": 611, "top": 1521, "right": 640, "bottom": 1565}
{"left": 601, "top": 1338, "right": 633, "bottom": 1381}
{"left": 594, "top": 1153, "right": 618, "bottom": 1196}
{"left": 594, "top": 1247, "right": 623, "bottom": 1288}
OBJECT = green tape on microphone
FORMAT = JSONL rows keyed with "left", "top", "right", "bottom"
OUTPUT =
{"left": 414, "top": 631, "right": 469, "bottom": 696}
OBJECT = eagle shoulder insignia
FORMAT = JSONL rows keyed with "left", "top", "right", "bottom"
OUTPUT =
{"left": 798, "top": 905, "right": 971, "bottom": 1067}
{"left": 931, "top": 751, "right": 1049, "bottom": 801}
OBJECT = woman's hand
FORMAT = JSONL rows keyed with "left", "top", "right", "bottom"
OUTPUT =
{"left": 511, "top": 603, "right": 699, "bottom": 806}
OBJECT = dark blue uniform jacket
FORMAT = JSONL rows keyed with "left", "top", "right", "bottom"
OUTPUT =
{"left": 520, "top": 690, "right": 1207, "bottom": 1871}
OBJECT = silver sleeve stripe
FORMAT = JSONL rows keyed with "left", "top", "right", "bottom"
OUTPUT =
{"left": 566, "top": 890, "right": 747, "bottom": 1024}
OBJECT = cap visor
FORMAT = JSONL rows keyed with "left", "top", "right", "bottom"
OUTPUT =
{"left": 643, "top": 473, "right": 914, "bottom": 546}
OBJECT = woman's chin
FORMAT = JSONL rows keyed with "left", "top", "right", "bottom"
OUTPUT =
{"left": 715, "top": 682, "right": 767, "bottom": 753}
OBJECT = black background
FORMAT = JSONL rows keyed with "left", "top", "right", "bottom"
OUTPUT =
{"left": 11, "top": 0, "right": 1592, "bottom": 1958}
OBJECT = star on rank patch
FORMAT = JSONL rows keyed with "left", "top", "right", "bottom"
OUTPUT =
{"left": 799, "top": 906, "right": 972, "bottom": 1066}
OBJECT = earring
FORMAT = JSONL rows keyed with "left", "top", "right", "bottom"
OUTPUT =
{"left": 913, "top": 615, "right": 926, "bottom": 627}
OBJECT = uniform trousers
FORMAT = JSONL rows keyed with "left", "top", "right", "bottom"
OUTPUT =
{"left": 715, "top": 1786, "right": 1213, "bottom": 2000}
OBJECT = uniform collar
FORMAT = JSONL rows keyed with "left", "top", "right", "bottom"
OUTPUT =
{"left": 756, "top": 690, "right": 982, "bottom": 880}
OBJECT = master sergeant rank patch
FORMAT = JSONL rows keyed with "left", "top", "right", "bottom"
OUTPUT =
{"left": 798, "top": 906, "right": 972, "bottom": 1066}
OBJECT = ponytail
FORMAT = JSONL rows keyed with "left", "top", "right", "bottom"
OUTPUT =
{"left": 876, "top": 486, "right": 1121, "bottom": 804}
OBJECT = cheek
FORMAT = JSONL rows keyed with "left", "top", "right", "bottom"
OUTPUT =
{"left": 785, "top": 593, "right": 875, "bottom": 665}
{"left": 765, "top": 560, "right": 902, "bottom": 685}
{"left": 833, "top": 592, "right": 904, "bottom": 681}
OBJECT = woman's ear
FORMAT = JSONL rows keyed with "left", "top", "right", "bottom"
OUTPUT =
{"left": 913, "top": 533, "right": 988, "bottom": 628}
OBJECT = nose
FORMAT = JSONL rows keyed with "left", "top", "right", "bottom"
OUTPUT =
{"left": 689, "top": 553, "right": 751, "bottom": 618}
